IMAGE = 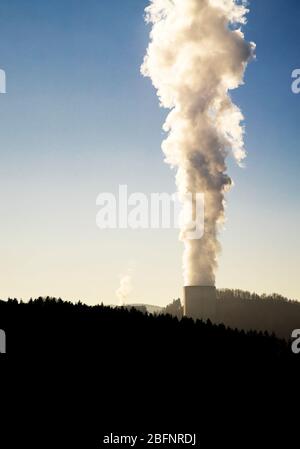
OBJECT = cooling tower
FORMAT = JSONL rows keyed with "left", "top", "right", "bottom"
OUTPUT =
{"left": 184, "top": 286, "right": 216, "bottom": 322}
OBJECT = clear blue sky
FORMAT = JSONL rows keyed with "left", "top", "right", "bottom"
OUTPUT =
{"left": 0, "top": 0, "right": 299, "bottom": 305}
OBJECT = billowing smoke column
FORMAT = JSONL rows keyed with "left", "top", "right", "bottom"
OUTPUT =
{"left": 141, "top": 0, "right": 255, "bottom": 287}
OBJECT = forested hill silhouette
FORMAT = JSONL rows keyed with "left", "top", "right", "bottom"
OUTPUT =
{"left": 164, "top": 289, "right": 300, "bottom": 339}
{"left": 0, "top": 296, "right": 298, "bottom": 364}
{"left": 1, "top": 296, "right": 298, "bottom": 447}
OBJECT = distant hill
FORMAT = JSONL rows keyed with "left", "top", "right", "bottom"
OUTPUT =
{"left": 164, "top": 289, "right": 300, "bottom": 339}
{"left": 122, "top": 303, "right": 164, "bottom": 314}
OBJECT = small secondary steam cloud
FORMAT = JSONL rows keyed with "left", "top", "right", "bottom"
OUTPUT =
{"left": 116, "top": 274, "right": 132, "bottom": 306}
{"left": 116, "top": 264, "right": 135, "bottom": 305}
{"left": 142, "top": 0, "right": 255, "bottom": 286}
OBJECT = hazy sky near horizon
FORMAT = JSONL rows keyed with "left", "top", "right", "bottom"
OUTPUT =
{"left": 0, "top": 0, "right": 299, "bottom": 306}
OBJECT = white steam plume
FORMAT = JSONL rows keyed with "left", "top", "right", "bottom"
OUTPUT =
{"left": 116, "top": 274, "right": 132, "bottom": 306}
{"left": 141, "top": 0, "right": 255, "bottom": 286}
